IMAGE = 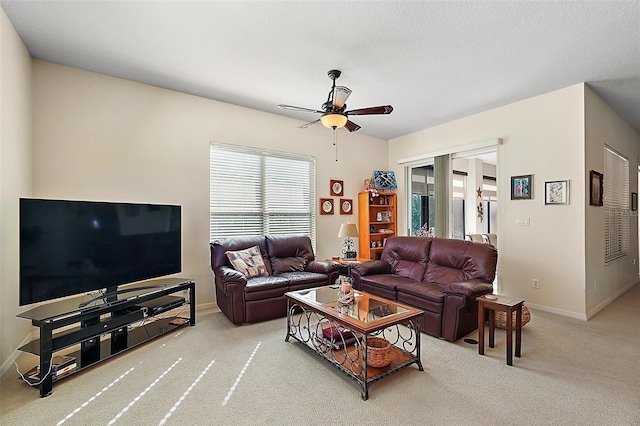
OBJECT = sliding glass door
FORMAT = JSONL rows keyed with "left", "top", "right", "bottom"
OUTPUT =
{"left": 409, "top": 164, "right": 434, "bottom": 236}
{"left": 406, "top": 148, "right": 497, "bottom": 241}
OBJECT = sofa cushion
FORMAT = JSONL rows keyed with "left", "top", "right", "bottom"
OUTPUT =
{"left": 271, "top": 256, "right": 308, "bottom": 274}
{"left": 424, "top": 238, "right": 497, "bottom": 284}
{"left": 281, "top": 271, "right": 329, "bottom": 286}
{"left": 226, "top": 245, "right": 270, "bottom": 278}
{"left": 396, "top": 288, "right": 444, "bottom": 315}
{"left": 244, "top": 275, "right": 289, "bottom": 294}
{"left": 360, "top": 274, "right": 417, "bottom": 293}
{"left": 266, "top": 235, "right": 314, "bottom": 274}
{"left": 380, "top": 236, "right": 432, "bottom": 281}
{"left": 395, "top": 281, "right": 445, "bottom": 304}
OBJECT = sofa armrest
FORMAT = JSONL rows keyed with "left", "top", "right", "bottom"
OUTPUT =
{"left": 216, "top": 266, "right": 248, "bottom": 289}
{"left": 306, "top": 260, "right": 340, "bottom": 274}
{"left": 351, "top": 260, "right": 391, "bottom": 276}
{"left": 440, "top": 279, "right": 493, "bottom": 297}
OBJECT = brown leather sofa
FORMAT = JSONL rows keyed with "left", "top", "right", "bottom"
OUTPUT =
{"left": 210, "top": 235, "right": 339, "bottom": 325}
{"left": 351, "top": 236, "right": 497, "bottom": 341}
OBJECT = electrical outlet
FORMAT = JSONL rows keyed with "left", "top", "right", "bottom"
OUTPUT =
{"left": 532, "top": 278, "right": 540, "bottom": 289}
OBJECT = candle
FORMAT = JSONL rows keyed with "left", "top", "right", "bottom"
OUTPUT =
{"left": 342, "top": 280, "right": 351, "bottom": 293}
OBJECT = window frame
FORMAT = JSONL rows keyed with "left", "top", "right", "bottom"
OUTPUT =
{"left": 604, "top": 145, "right": 629, "bottom": 264}
{"left": 209, "top": 143, "right": 316, "bottom": 246}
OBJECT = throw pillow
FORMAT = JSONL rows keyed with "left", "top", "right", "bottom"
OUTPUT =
{"left": 225, "top": 246, "right": 269, "bottom": 278}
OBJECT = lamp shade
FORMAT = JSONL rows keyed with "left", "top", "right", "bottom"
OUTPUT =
{"left": 332, "top": 86, "right": 352, "bottom": 108}
{"left": 321, "top": 112, "right": 348, "bottom": 129}
{"left": 338, "top": 223, "right": 359, "bottom": 238}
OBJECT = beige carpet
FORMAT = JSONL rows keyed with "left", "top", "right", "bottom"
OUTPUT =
{"left": 1, "top": 284, "right": 639, "bottom": 425}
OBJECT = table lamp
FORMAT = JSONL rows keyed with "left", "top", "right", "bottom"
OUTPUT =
{"left": 338, "top": 223, "right": 359, "bottom": 260}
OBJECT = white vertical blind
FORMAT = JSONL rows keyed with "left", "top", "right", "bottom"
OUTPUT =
{"left": 604, "top": 145, "right": 629, "bottom": 263}
{"left": 210, "top": 143, "right": 316, "bottom": 244}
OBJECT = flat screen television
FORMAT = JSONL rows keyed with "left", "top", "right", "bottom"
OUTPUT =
{"left": 19, "top": 198, "right": 181, "bottom": 306}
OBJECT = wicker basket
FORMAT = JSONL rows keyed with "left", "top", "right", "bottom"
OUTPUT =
{"left": 495, "top": 305, "right": 531, "bottom": 329}
{"left": 366, "top": 337, "right": 391, "bottom": 367}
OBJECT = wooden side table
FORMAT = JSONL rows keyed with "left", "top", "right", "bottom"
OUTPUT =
{"left": 476, "top": 294, "right": 525, "bottom": 366}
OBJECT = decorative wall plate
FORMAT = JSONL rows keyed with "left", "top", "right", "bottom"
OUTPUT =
{"left": 320, "top": 198, "right": 334, "bottom": 215}
{"left": 340, "top": 199, "right": 353, "bottom": 215}
{"left": 330, "top": 180, "right": 344, "bottom": 196}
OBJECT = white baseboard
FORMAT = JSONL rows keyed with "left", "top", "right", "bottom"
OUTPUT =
{"left": 526, "top": 279, "right": 638, "bottom": 321}
{"left": 586, "top": 279, "right": 638, "bottom": 320}
{"left": 524, "top": 302, "right": 587, "bottom": 321}
{"left": 196, "top": 302, "right": 219, "bottom": 313}
{"left": 0, "top": 331, "right": 37, "bottom": 378}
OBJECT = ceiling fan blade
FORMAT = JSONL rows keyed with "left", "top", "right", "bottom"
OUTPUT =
{"left": 332, "top": 86, "right": 352, "bottom": 108}
{"left": 344, "top": 120, "right": 361, "bottom": 132}
{"left": 345, "top": 105, "right": 393, "bottom": 116}
{"left": 299, "top": 119, "right": 320, "bottom": 129}
{"left": 278, "top": 104, "right": 324, "bottom": 114}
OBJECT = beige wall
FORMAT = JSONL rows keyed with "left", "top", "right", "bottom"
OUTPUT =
{"left": 389, "top": 84, "right": 640, "bottom": 318}
{"left": 31, "top": 60, "right": 388, "bottom": 311}
{"left": 585, "top": 85, "right": 640, "bottom": 316}
{"left": 0, "top": 8, "right": 33, "bottom": 373}
{"left": 390, "top": 85, "right": 589, "bottom": 317}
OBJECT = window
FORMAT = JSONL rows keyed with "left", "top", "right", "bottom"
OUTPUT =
{"left": 210, "top": 143, "right": 316, "bottom": 244}
{"left": 604, "top": 146, "right": 629, "bottom": 263}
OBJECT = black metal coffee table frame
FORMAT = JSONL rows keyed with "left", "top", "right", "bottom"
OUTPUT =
{"left": 285, "top": 287, "right": 423, "bottom": 400}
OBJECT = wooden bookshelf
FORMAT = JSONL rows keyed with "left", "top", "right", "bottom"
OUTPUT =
{"left": 358, "top": 192, "right": 397, "bottom": 259}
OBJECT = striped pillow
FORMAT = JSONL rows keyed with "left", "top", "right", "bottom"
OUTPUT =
{"left": 225, "top": 246, "right": 269, "bottom": 278}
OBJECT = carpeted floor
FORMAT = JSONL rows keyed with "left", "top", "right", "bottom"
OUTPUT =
{"left": 1, "top": 284, "right": 639, "bottom": 425}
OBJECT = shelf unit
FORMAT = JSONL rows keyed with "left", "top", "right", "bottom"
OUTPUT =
{"left": 358, "top": 192, "right": 397, "bottom": 260}
{"left": 16, "top": 278, "right": 195, "bottom": 397}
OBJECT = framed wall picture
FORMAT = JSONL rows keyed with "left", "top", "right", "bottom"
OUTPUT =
{"left": 589, "top": 170, "right": 603, "bottom": 206}
{"left": 545, "top": 180, "right": 570, "bottom": 205}
{"left": 511, "top": 174, "right": 532, "bottom": 200}
{"left": 339, "top": 199, "right": 353, "bottom": 215}
{"left": 320, "top": 198, "right": 334, "bottom": 215}
{"left": 632, "top": 192, "right": 637, "bottom": 211}
{"left": 330, "top": 179, "right": 343, "bottom": 196}
{"left": 373, "top": 170, "right": 397, "bottom": 190}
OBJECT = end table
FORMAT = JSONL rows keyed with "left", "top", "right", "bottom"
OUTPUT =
{"left": 476, "top": 294, "right": 525, "bottom": 366}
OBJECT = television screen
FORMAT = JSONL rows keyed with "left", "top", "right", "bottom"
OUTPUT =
{"left": 19, "top": 198, "right": 181, "bottom": 306}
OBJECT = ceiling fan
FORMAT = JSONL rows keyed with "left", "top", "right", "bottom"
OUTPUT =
{"left": 278, "top": 69, "right": 393, "bottom": 132}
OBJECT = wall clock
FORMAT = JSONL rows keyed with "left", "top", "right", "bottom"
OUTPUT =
{"left": 330, "top": 179, "right": 344, "bottom": 196}
{"left": 340, "top": 199, "right": 353, "bottom": 215}
{"left": 320, "top": 198, "right": 334, "bottom": 215}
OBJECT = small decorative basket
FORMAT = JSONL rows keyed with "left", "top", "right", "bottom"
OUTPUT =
{"left": 495, "top": 305, "right": 531, "bottom": 329}
{"left": 366, "top": 336, "right": 391, "bottom": 367}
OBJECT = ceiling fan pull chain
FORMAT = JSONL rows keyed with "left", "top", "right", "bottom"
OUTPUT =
{"left": 334, "top": 129, "right": 338, "bottom": 162}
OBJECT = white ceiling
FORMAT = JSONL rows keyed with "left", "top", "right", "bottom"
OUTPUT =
{"left": 2, "top": 1, "right": 639, "bottom": 140}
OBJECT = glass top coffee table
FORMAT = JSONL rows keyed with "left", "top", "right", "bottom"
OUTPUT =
{"left": 285, "top": 286, "right": 424, "bottom": 400}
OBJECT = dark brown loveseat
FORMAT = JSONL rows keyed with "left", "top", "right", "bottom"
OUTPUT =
{"left": 351, "top": 236, "right": 497, "bottom": 341}
{"left": 210, "top": 235, "right": 339, "bottom": 325}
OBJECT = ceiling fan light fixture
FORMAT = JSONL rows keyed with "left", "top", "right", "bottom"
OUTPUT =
{"left": 332, "top": 86, "right": 352, "bottom": 108}
{"left": 321, "top": 112, "right": 348, "bottom": 129}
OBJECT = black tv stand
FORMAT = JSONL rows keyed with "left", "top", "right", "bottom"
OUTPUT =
{"left": 77, "top": 284, "right": 167, "bottom": 308}
{"left": 16, "top": 278, "right": 195, "bottom": 397}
